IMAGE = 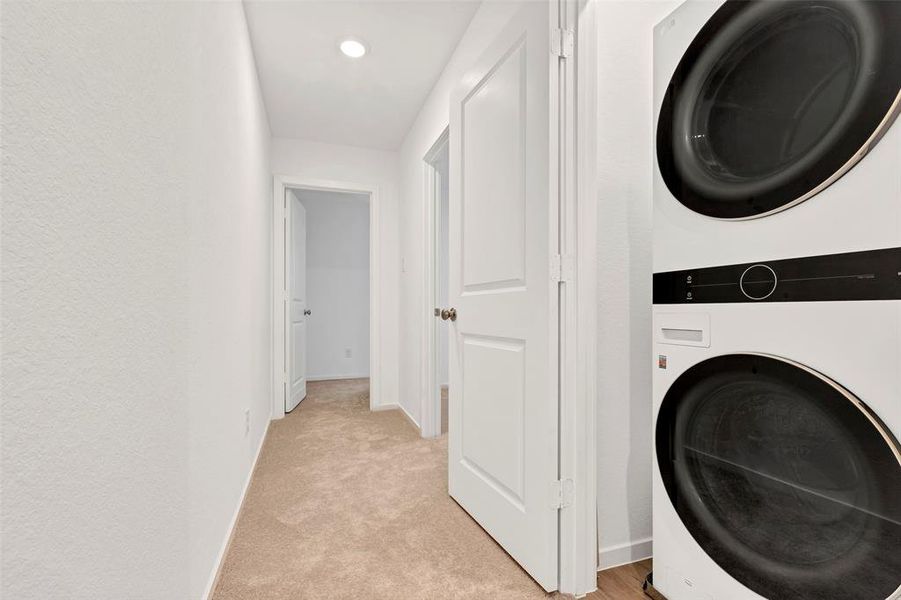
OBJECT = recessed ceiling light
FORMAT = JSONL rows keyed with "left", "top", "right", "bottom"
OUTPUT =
{"left": 339, "top": 39, "right": 367, "bottom": 59}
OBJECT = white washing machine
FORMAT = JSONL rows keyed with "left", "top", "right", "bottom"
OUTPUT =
{"left": 653, "top": 0, "right": 901, "bottom": 273}
{"left": 651, "top": 248, "right": 901, "bottom": 600}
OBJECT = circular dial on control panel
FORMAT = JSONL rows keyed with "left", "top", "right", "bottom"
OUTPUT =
{"left": 740, "top": 264, "right": 778, "bottom": 300}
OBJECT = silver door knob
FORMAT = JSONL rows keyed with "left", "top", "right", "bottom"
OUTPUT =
{"left": 304, "top": 309, "right": 312, "bottom": 316}
{"left": 440, "top": 308, "right": 457, "bottom": 322}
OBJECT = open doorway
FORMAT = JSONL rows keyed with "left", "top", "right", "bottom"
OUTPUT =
{"left": 272, "top": 177, "right": 381, "bottom": 420}
{"left": 284, "top": 187, "right": 371, "bottom": 414}
{"left": 421, "top": 129, "right": 450, "bottom": 438}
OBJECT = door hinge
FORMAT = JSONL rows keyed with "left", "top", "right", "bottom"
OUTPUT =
{"left": 551, "top": 27, "right": 574, "bottom": 59}
{"left": 550, "top": 478, "right": 574, "bottom": 509}
{"left": 550, "top": 254, "right": 575, "bottom": 283}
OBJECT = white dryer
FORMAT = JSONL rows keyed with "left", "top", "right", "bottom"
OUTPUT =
{"left": 651, "top": 247, "right": 901, "bottom": 600}
{"left": 653, "top": 0, "right": 901, "bottom": 273}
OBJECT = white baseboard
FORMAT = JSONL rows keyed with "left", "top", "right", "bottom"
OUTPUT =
{"left": 307, "top": 373, "right": 369, "bottom": 382}
{"left": 398, "top": 403, "right": 420, "bottom": 432}
{"left": 598, "top": 537, "right": 653, "bottom": 571}
{"left": 369, "top": 402, "right": 420, "bottom": 433}
{"left": 203, "top": 422, "right": 270, "bottom": 599}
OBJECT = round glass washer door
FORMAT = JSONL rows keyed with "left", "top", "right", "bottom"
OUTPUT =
{"left": 657, "top": 0, "right": 901, "bottom": 219}
{"left": 656, "top": 354, "right": 901, "bottom": 599}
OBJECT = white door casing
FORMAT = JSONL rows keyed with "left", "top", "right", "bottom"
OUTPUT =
{"left": 287, "top": 192, "right": 307, "bottom": 412}
{"left": 448, "top": 2, "right": 559, "bottom": 591}
{"left": 271, "top": 177, "right": 381, "bottom": 420}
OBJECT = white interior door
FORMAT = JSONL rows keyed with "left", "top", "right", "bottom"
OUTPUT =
{"left": 287, "top": 191, "right": 307, "bottom": 412}
{"left": 447, "top": 2, "right": 559, "bottom": 591}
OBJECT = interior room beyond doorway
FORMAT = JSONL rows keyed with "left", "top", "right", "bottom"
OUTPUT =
{"left": 285, "top": 187, "right": 371, "bottom": 412}
{"left": 422, "top": 130, "right": 450, "bottom": 438}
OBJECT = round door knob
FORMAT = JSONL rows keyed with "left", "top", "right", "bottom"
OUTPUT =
{"left": 440, "top": 308, "right": 457, "bottom": 322}
{"left": 303, "top": 309, "right": 312, "bottom": 316}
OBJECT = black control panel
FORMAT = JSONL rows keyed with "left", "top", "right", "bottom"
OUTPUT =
{"left": 653, "top": 247, "right": 901, "bottom": 304}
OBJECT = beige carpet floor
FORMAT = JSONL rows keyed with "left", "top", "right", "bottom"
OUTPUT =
{"left": 211, "top": 378, "right": 559, "bottom": 599}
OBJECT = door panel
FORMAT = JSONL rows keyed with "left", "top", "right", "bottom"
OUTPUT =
{"left": 462, "top": 41, "right": 526, "bottom": 290}
{"left": 448, "top": 2, "right": 558, "bottom": 591}
{"left": 461, "top": 335, "right": 526, "bottom": 505}
{"left": 287, "top": 192, "right": 307, "bottom": 412}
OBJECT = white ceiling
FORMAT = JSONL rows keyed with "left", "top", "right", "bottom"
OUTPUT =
{"left": 244, "top": 1, "right": 480, "bottom": 150}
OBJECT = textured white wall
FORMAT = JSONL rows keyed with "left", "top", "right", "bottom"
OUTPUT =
{"left": 293, "top": 189, "right": 371, "bottom": 381}
{"left": 1, "top": 2, "right": 272, "bottom": 598}
{"left": 271, "top": 138, "right": 400, "bottom": 408}
{"left": 397, "top": 0, "right": 522, "bottom": 425}
{"left": 595, "top": 0, "right": 681, "bottom": 569}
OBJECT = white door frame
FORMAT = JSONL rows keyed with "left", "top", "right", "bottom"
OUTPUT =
{"left": 420, "top": 127, "right": 450, "bottom": 439}
{"left": 271, "top": 175, "right": 381, "bottom": 420}
{"left": 415, "top": 0, "right": 598, "bottom": 594}
{"left": 559, "top": 0, "right": 598, "bottom": 594}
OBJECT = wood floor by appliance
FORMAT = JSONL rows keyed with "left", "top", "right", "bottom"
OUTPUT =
{"left": 211, "top": 378, "right": 654, "bottom": 599}
{"left": 596, "top": 559, "right": 656, "bottom": 600}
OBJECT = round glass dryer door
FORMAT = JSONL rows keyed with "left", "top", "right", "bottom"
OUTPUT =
{"left": 656, "top": 354, "right": 901, "bottom": 600}
{"left": 657, "top": 1, "right": 901, "bottom": 219}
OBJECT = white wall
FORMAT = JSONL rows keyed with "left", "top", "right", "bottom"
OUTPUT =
{"left": 1, "top": 2, "right": 273, "bottom": 598}
{"left": 271, "top": 138, "right": 400, "bottom": 408}
{"left": 397, "top": 0, "right": 523, "bottom": 425}
{"left": 594, "top": 0, "right": 681, "bottom": 569}
{"left": 293, "top": 189, "right": 371, "bottom": 380}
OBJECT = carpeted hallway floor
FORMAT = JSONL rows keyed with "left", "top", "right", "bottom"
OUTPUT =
{"left": 212, "top": 378, "right": 654, "bottom": 599}
{"left": 211, "top": 378, "right": 557, "bottom": 599}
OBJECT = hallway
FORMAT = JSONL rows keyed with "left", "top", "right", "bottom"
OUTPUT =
{"left": 211, "top": 379, "right": 555, "bottom": 599}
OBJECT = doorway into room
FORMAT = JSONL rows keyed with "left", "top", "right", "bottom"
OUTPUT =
{"left": 284, "top": 187, "right": 371, "bottom": 413}
{"left": 422, "top": 129, "right": 450, "bottom": 438}
{"left": 272, "top": 178, "right": 381, "bottom": 419}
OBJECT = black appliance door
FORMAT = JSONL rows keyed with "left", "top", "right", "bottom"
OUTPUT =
{"left": 657, "top": 1, "right": 901, "bottom": 219}
{"left": 656, "top": 354, "right": 901, "bottom": 599}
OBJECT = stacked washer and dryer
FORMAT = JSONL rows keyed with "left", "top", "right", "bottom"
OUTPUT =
{"left": 651, "top": 2, "right": 901, "bottom": 599}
